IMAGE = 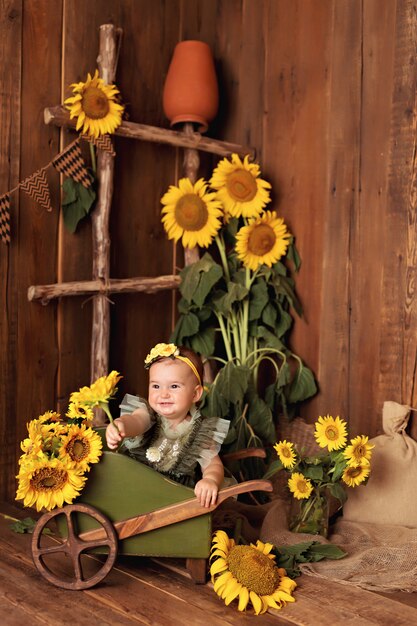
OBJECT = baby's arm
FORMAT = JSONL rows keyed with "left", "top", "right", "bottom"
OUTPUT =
{"left": 105, "top": 408, "right": 151, "bottom": 450}
{"left": 194, "top": 454, "right": 224, "bottom": 508}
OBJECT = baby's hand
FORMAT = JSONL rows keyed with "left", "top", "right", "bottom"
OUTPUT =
{"left": 105, "top": 419, "right": 125, "bottom": 450}
{"left": 194, "top": 478, "right": 219, "bottom": 508}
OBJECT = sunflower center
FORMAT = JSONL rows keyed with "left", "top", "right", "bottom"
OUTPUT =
{"left": 226, "top": 169, "right": 257, "bottom": 202}
{"left": 281, "top": 447, "right": 291, "bottom": 458}
{"left": 67, "top": 438, "right": 89, "bottom": 462}
{"left": 31, "top": 467, "right": 67, "bottom": 492}
{"left": 248, "top": 224, "right": 276, "bottom": 256}
{"left": 82, "top": 86, "right": 110, "bottom": 119}
{"left": 353, "top": 444, "right": 365, "bottom": 458}
{"left": 347, "top": 467, "right": 362, "bottom": 478}
{"left": 227, "top": 545, "right": 280, "bottom": 596}
{"left": 325, "top": 426, "right": 338, "bottom": 441}
{"left": 296, "top": 479, "right": 309, "bottom": 494}
{"left": 174, "top": 194, "right": 208, "bottom": 231}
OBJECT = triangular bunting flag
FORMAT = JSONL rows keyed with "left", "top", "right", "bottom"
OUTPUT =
{"left": 20, "top": 169, "right": 53, "bottom": 212}
{"left": 0, "top": 193, "right": 11, "bottom": 244}
{"left": 82, "top": 133, "right": 115, "bottom": 156}
{"left": 52, "top": 140, "right": 92, "bottom": 188}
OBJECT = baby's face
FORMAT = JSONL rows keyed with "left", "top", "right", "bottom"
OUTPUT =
{"left": 148, "top": 359, "right": 203, "bottom": 425}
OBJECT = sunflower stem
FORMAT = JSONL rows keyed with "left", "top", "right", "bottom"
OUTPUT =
{"left": 215, "top": 234, "right": 230, "bottom": 282}
{"left": 89, "top": 142, "right": 97, "bottom": 174}
{"left": 216, "top": 313, "right": 234, "bottom": 362}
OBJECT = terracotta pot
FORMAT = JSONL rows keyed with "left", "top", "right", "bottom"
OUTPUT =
{"left": 163, "top": 40, "right": 219, "bottom": 133}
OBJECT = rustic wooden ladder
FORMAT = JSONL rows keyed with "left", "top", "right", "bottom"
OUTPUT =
{"left": 28, "top": 24, "right": 254, "bottom": 424}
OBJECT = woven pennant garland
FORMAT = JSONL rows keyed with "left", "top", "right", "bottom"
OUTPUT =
{"left": 82, "top": 133, "right": 115, "bottom": 156}
{"left": 20, "top": 169, "right": 53, "bottom": 212}
{"left": 52, "top": 140, "right": 92, "bottom": 188}
{"left": 0, "top": 193, "right": 11, "bottom": 244}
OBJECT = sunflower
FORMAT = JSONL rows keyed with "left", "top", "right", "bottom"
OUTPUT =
{"left": 64, "top": 69, "right": 124, "bottom": 138}
{"left": 16, "top": 456, "right": 86, "bottom": 512}
{"left": 210, "top": 154, "right": 271, "bottom": 219}
{"left": 161, "top": 177, "right": 223, "bottom": 249}
{"left": 273, "top": 440, "right": 296, "bottom": 469}
{"left": 314, "top": 415, "right": 347, "bottom": 451}
{"left": 342, "top": 463, "right": 371, "bottom": 488}
{"left": 210, "top": 531, "right": 296, "bottom": 615}
{"left": 38, "top": 410, "right": 61, "bottom": 424}
{"left": 343, "top": 435, "right": 374, "bottom": 467}
{"left": 235, "top": 211, "right": 291, "bottom": 271}
{"left": 59, "top": 424, "right": 102, "bottom": 471}
{"left": 288, "top": 472, "right": 313, "bottom": 500}
{"left": 70, "top": 370, "right": 122, "bottom": 407}
{"left": 66, "top": 401, "right": 95, "bottom": 423}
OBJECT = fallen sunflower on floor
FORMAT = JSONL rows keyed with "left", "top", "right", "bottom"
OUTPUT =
{"left": 210, "top": 530, "right": 297, "bottom": 615}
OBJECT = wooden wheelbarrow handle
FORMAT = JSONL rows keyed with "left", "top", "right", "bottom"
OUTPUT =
{"left": 79, "top": 479, "right": 272, "bottom": 542}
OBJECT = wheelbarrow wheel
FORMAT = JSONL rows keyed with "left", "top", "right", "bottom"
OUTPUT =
{"left": 31, "top": 503, "right": 118, "bottom": 590}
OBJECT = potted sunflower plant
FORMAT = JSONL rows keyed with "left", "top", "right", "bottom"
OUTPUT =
{"left": 160, "top": 154, "right": 317, "bottom": 480}
{"left": 16, "top": 371, "right": 121, "bottom": 512}
{"left": 272, "top": 414, "right": 374, "bottom": 536}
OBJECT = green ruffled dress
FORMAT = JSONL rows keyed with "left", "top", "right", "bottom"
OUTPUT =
{"left": 119, "top": 394, "right": 230, "bottom": 488}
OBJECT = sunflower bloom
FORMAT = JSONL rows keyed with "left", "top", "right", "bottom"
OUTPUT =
{"left": 64, "top": 69, "right": 124, "bottom": 138}
{"left": 66, "top": 402, "right": 95, "bottom": 423}
{"left": 210, "top": 154, "right": 271, "bottom": 219}
{"left": 273, "top": 440, "right": 296, "bottom": 469}
{"left": 210, "top": 530, "right": 296, "bottom": 615}
{"left": 59, "top": 424, "right": 102, "bottom": 471}
{"left": 235, "top": 211, "right": 291, "bottom": 271}
{"left": 16, "top": 456, "right": 86, "bottom": 512}
{"left": 161, "top": 177, "right": 223, "bottom": 249}
{"left": 343, "top": 435, "right": 374, "bottom": 467}
{"left": 342, "top": 464, "right": 371, "bottom": 487}
{"left": 288, "top": 472, "right": 313, "bottom": 500}
{"left": 314, "top": 415, "right": 347, "bottom": 451}
{"left": 70, "top": 370, "right": 122, "bottom": 407}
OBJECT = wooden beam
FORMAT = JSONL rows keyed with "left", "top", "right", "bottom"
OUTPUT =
{"left": 28, "top": 275, "right": 180, "bottom": 303}
{"left": 44, "top": 105, "right": 255, "bottom": 158}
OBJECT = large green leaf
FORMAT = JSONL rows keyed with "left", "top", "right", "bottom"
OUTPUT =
{"left": 62, "top": 176, "right": 96, "bottom": 233}
{"left": 190, "top": 327, "right": 215, "bottom": 356}
{"left": 249, "top": 280, "right": 269, "bottom": 321}
{"left": 180, "top": 253, "right": 223, "bottom": 306}
{"left": 288, "top": 364, "right": 317, "bottom": 403}
{"left": 275, "top": 304, "right": 293, "bottom": 337}
{"left": 256, "top": 326, "right": 285, "bottom": 351}
{"left": 213, "top": 282, "right": 248, "bottom": 315}
{"left": 170, "top": 312, "right": 199, "bottom": 344}
{"left": 261, "top": 302, "right": 277, "bottom": 328}
{"left": 214, "top": 362, "right": 251, "bottom": 405}
{"left": 247, "top": 394, "right": 275, "bottom": 442}
{"left": 273, "top": 275, "right": 303, "bottom": 317}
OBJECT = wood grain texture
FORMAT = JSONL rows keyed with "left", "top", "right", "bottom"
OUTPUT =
{"left": 0, "top": 0, "right": 22, "bottom": 501}
{"left": 16, "top": 0, "right": 62, "bottom": 492}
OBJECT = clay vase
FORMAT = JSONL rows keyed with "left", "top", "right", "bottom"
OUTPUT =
{"left": 163, "top": 40, "right": 219, "bottom": 133}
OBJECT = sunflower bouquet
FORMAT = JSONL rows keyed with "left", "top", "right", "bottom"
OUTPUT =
{"left": 160, "top": 154, "right": 317, "bottom": 476}
{"left": 272, "top": 415, "right": 373, "bottom": 536}
{"left": 15, "top": 371, "right": 121, "bottom": 512}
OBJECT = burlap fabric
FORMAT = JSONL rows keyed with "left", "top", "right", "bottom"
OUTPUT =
{"left": 261, "top": 406, "right": 417, "bottom": 593}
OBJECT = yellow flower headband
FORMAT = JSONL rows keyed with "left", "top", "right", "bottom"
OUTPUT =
{"left": 144, "top": 343, "right": 202, "bottom": 385}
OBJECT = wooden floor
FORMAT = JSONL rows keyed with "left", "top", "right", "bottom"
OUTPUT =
{"left": 1, "top": 502, "right": 416, "bottom": 626}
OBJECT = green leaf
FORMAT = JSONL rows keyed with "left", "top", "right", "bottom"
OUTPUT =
{"left": 247, "top": 394, "right": 275, "bottom": 442}
{"left": 180, "top": 253, "right": 223, "bottom": 306}
{"left": 249, "top": 281, "right": 269, "bottom": 321}
{"left": 261, "top": 302, "right": 277, "bottom": 328}
{"left": 10, "top": 517, "right": 52, "bottom": 535}
{"left": 275, "top": 304, "right": 293, "bottom": 337}
{"left": 287, "top": 241, "right": 302, "bottom": 272}
{"left": 328, "top": 482, "right": 348, "bottom": 505}
{"left": 302, "top": 465, "right": 324, "bottom": 481}
{"left": 276, "top": 362, "right": 291, "bottom": 389}
{"left": 62, "top": 176, "right": 96, "bottom": 233}
{"left": 288, "top": 364, "right": 317, "bottom": 403}
{"left": 213, "top": 362, "right": 251, "bottom": 405}
{"left": 256, "top": 326, "right": 285, "bottom": 351}
{"left": 213, "top": 282, "right": 248, "bottom": 315}
{"left": 170, "top": 312, "right": 200, "bottom": 344}
{"left": 308, "top": 543, "right": 347, "bottom": 560}
{"left": 273, "top": 275, "right": 303, "bottom": 317}
{"left": 190, "top": 327, "right": 215, "bottom": 356}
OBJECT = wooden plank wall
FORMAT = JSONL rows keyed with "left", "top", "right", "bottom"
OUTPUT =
{"left": 1, "top": 0, "right": 417, "bottom": 500}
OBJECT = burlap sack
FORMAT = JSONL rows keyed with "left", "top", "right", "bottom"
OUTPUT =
{"left": 343, "top": 401, "right": 417, "bottom": 527}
